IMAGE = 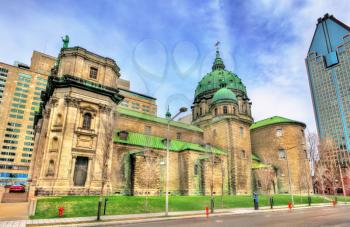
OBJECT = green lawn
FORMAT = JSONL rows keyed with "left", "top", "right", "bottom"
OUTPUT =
{"left": 32, "top": 194, "right": 330, "bottom": 219}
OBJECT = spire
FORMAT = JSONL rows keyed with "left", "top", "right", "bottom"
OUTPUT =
{"left": 165, "top": 105, "right": 171, "bottom": 119}
{"left": 212, "top": 42, "right": 225, "bottom": 71}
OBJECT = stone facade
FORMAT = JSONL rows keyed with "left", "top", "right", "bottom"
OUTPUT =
{"left": 250, "top": 118, "right": 311, "bottom": 194}
{"left": 28, "top": 44, "right": 310, "bottom": 196}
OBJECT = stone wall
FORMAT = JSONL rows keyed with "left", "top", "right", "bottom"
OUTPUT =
{"left": 203, "top": 118, "right": 252, "bottom": 195}
{"left": 117, "top": 114, "right": 203, "bottom": 144}
{"left": 251, "top": 123, "right": 311, "bottom": 194}
{"left": 110, "top": 144, "right": 228, "bottom": 196}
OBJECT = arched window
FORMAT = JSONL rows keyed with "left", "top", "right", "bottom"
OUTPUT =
{"left": 82, "top": 113, "right": 92, "bottom": 129}
{"left": 55, "top": 113, "right": 62, "bottom": 126}
{"left": 240, "top": 150, "right": 246, "bottom": 159}
{"left": 51, "top": 137, "right": 58, "bottom": 150}
{"left": 223, "top": 106, "right": 228, "bottom": 114}
{"left": 47, "top": 160, "right": 55, "bottom": 176}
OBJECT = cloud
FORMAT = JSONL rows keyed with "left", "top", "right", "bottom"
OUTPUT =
{"left": 235, "top": 0, "right": 350, "bottom": 133}
{"left": 1, "top": 0, "right": 350, "bottom": 134}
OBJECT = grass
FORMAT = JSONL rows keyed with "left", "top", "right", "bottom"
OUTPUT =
{"left": 32, "top": 194, "right": 331, "bottom": 219}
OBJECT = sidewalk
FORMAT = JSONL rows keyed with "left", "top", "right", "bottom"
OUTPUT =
{"left": 0, "top": 203, "right": 347, "bottom": 227}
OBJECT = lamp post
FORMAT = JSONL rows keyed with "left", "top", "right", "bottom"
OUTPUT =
{"left": 165, "top": 107, "right": 187, "bottom": 216}
{"left": 282, "top": 145, "right": 303, "bottom": 207}
{"left": 284, "top": 148, "right": 294, "bottom": 206}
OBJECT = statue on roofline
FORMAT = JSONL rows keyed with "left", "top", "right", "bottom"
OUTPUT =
{"left": 61, "top": 35, "right": 69, "bottom": 48}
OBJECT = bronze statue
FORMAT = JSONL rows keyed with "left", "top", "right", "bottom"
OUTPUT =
{"left": 62, "top": 35, "right": 69, "bottom": 48}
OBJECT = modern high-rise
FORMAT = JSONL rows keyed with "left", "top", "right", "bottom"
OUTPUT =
{"left": 0, "top": 51, "right": 56, "bottom": 185}
{"left": 306, "top": 14, "right": 350, "bottom": 152}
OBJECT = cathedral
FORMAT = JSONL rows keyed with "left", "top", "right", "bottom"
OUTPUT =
{"left": 29, "top": 41, "right": 310, "bottom": 196}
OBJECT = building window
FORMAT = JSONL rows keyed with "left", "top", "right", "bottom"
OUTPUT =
{"left": 82, "top": 113, "right": 92, "bottom": 129}
{"left": 304, "top": 150, "right": 308, "bottom": 159}
{"left": 240, "top": 127, "right": 244, "bottom": 137}
{"left": 240, "top": 150, "right": 246, "bottom": 159}
{"left": 176, "top": 132, "right": 181, "bottom": 140}
{"left": 89, "top": 67, "right": 98, "bottom": 79}
{"left": 194, "top": 163, "right": 198, "bottom": 175}
{"left": 212, "top": 129, "right": 217, "bottom": 137}
{"left": 132, "top": 102, "right": 140, "bottom": 109}
{"left": 200, "top": 107, "right": 203, "bottom": 115}
{"left": 145, "top": 126, "right": 152, "bottom": 134}
{"left": 223, "top": 106, "right": 228, "bottom": 114}
{"left": 214, "top": 108, "right": 218, "bottom": 116}
{"left": 47, "top": 160, "right": 55, "bottom": 176}
{"left": 51, "top": 137, "right": 59, "bottom": 150}
{"left": 257, "top": 180, "right": 262, "bottom": 188}
{"left": 278, "top": 149, "right": 286, "bottom": 159}
{"left": 276, "top": 128, "right": 283, "bottom": 137}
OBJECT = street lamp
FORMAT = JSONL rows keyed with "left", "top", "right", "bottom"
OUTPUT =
{"left": 165, "top": 106, "right": 187, "bottom": 216}
{"left": 284, "top": 147, "right": 294, "bottom": 206}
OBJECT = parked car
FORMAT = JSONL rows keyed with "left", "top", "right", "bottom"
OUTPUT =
{"left": 9, "top": 184, "right": 25, "bottom": 193}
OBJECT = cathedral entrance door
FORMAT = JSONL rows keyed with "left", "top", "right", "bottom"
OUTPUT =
{"left": 73, "top": 157, "right": 89, "bottom": 186}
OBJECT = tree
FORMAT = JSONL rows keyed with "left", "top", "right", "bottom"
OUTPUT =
{"left": 255, "top": 168, "right": 274, "bottom": 194}
{"left": 306, "top": 131, "right": 318, "bottom": 177}
{"left": 97, "top": 109, "right": 116, "bottom": 220}
{"left": 141, "top": 150, "right": 159, "bottom": 210}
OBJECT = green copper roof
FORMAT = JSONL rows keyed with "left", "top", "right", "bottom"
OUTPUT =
{"left": 252, "top": 160, "right": 271, "bottom": 169}
{"left": 252, "top": 153, "right": 260, "bottom": 162}
{"left": 212, "top": 50, "right": 225, "bottom": 71}
{"left": 212, "top": 87, "right": 237, "bottom": 104}
{"left": 250, "top": 116, "right": 306, "bottom": 130}
{"left": 113, "top": 131, "right": 226, "bottom": 155}
{"left": 194, "top": 50, "right": 246, "bottom": 99}
{"left": 117, "top": 107, "right": 203, "bottom": 132}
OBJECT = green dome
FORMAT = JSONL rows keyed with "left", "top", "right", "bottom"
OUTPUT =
{"left": 212, "top": 87, "right": 237, "bottom": 103}
{"left": 194, "top": 50, "right": 247, "bottom": 99}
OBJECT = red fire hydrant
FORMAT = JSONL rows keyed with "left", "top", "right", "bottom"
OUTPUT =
{"left": 288, "top": 201, "right": 292, "bottom": 211}
{"left": 205, "top": 207, "right": 209, "bottom": 218}
{"left": 58, "top": 207, "right": 64, "bottom": 217}
{"left": 332, "top": 200, "right": 337, "bottom": 207}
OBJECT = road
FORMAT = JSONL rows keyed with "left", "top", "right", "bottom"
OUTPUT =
{"left": 102, "top": 206, "right": 350, "bottom": 227}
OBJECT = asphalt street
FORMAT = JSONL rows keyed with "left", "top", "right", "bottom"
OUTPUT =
{"left": 103, "top": 206, "right": 350, "bottom": 227}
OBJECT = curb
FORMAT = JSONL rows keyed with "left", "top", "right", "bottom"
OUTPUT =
{"left": 28, "top": 203, "right": 349, "bottom": 227}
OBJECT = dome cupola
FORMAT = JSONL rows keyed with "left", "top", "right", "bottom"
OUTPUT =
{"left": 212, "top": 87, "right": 237, "bottom": 104}
{"left": 194, "top": 49, "right": 247, "bottom": 102}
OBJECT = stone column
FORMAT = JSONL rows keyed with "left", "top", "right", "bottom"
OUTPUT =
{"left": 85, "top": 157, "right": 92, "bottom": 187}
{"left": 70, "top": 156, "right": 77, "bottom": 186}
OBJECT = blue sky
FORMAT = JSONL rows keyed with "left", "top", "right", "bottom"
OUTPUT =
{"left": 1, "top": 0, "right": 350, "bottom": 133}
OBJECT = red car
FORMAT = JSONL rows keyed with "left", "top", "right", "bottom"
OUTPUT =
{"left": 9, "top": 184, "right": 25, "bottom": 193}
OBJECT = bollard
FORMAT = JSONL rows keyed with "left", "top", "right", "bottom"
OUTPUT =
{"left": 58, "top": 207, "right": 64, "bottom": 217}
{"left": 332, "top": 200, "right": 337, "bottom": 207}
{"left": 308, "top": 196, "right": 311, "bottom": 206}
{"left": 205, "top": 207, "right": 209, "bottom": 218}
{"left": 288, "top": 201, "right": 292, "bottom": 211}
{"left": 269, "top": 196, "right": 274, "bottom": 209}
{"left": 103, "top": 198, "right": 108, "bottom": 215}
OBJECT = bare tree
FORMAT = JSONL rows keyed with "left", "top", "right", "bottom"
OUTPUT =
{"left": 97, "top": 109, "right": 116, "bottom": 220}
{"left": 206, "top": 145, "right": 217, "bottom": 214}
{"left": 220, "top": 156, "right": 225, "bottom": 208}
{"left": 317, "top": 138, "right": 342, "bottom": 200}
{"left": 255, "top": 168, "right": 274, "bottom": 194}
{"left": 306, "top": 131, "right": 319, "bottom": 177}
{"left": 141, "top": 150, "right": 159, "bottom": 211}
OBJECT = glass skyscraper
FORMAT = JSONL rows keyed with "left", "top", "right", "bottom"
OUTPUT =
{"left": 306, "top": 14, "right": 350, "bottom": 152}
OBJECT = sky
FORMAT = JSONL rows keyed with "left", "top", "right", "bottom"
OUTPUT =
{"left": 1, "top": 0, "right": 350, "bottom": 133}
